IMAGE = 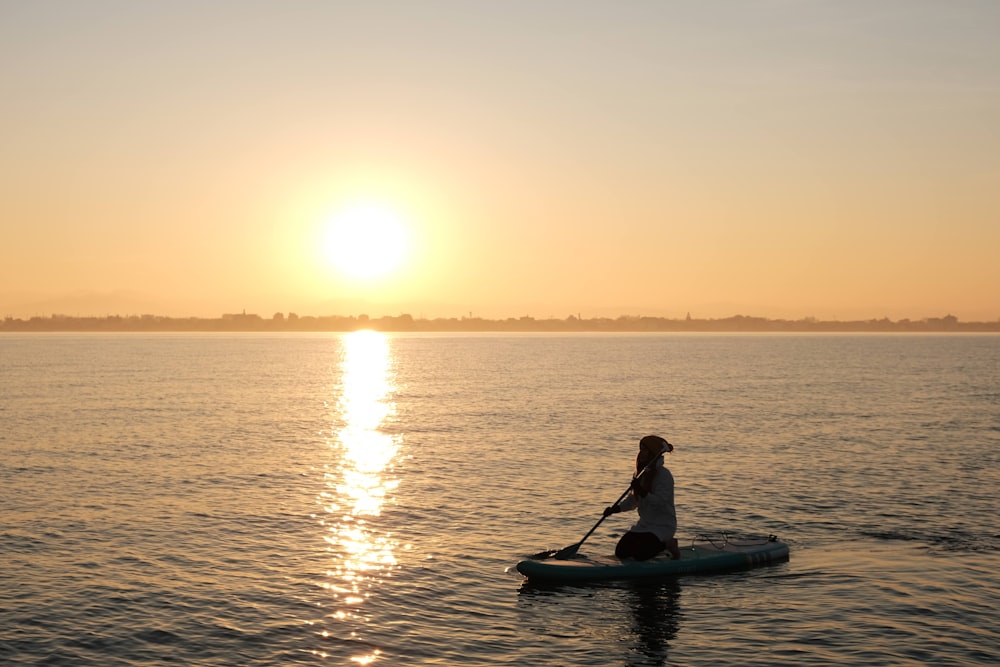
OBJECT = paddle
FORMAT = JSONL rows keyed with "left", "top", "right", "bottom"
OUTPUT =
{"left": 530, "top": 444, "right": 671, "bottom": 560}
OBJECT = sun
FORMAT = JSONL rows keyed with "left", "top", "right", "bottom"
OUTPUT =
{"left": 322, "top": 203, "right": 409, "bottom": 281}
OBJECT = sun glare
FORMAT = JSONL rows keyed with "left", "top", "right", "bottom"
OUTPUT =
{"left": 322, "top": 203, "right": 409, "bottom": 281}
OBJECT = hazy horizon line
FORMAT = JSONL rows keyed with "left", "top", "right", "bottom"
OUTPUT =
{"left": 2, "top": 290, "right": 997, "bottom": 325}
{"left": 5, "top": 310, "right": 996, "bottom": 325}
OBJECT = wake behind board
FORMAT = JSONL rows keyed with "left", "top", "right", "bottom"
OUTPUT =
{"left": 517, "top": 534, "right": 789, "bottom": 583}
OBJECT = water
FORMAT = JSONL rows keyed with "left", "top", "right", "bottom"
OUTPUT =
{"left": 2, "top": 332, "right": 998, "bottom": 666}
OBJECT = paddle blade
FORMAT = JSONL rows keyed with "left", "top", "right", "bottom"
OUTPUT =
{"left": 529, "top": 541, "right": 581, "bottom": 560}
{"left": 553, "top": 543, "right": 581, "bottom": 560}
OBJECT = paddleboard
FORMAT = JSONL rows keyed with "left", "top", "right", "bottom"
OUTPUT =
{"left": 516, "top": 534, "right": 789, "bottom": 582}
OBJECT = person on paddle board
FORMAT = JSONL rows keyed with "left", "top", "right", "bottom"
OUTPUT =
{"left": 604, "top": 435, "right": 682, "bottom": 561}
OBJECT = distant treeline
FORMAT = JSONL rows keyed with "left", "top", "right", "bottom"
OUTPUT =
{"left": 3, "top": 312, "right": 998, "bottom": 332}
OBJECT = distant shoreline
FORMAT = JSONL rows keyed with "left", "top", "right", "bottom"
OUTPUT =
{"left": 3, "top": 312, "right": 997, "bottom": 333}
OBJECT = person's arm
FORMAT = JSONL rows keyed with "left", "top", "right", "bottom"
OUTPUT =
{"left": 618, "top": 491, "right": 638, "bottom": 512}
{"left": 605, "top": 489, "right": 637, "bottom": 516}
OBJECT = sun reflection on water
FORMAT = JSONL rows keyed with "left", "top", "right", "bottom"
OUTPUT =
{"left": 320, "top": 330, "right": 400, "bottom": 665}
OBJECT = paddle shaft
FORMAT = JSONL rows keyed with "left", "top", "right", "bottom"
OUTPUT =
{"left": 565, "top": 483, "right": 635, "bottom": 552}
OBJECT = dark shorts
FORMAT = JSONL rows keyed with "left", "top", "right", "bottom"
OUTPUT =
{"left": 615, "top": 531, "right": 666, "bottom": 561}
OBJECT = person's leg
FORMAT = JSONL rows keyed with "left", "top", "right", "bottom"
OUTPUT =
{"left": 615, "top": 531, "right": 643, "bottom": 558}
{"left": 616, "top": 532, "right": 666, "bottom": 560}
{"left": 633, "top": 533, "right": 666, "bottom": 560}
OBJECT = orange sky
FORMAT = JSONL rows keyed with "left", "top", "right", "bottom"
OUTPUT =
{"left": 2, "top": 1, "right": 998, "bottom": 321}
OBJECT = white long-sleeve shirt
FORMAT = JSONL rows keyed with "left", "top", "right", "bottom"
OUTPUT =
{"left": 617, "top": 457, "right": 677, "bottom": 542}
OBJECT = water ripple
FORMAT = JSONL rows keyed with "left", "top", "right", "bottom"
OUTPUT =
{"left": 2, "top": 333, "right": 998, "bottom": 665}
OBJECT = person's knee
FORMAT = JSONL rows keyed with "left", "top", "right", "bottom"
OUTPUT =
{"left": 615, "top": 532, "right": 641, "bottom": 558}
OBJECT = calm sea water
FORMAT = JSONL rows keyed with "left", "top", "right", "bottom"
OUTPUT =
{"left": 1, "top": 332, "right": 998, "bottom": 666}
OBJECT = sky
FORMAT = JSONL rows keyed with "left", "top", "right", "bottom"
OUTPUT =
{"left": 2, "top": 0, "right": 998, "bottom": 322}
